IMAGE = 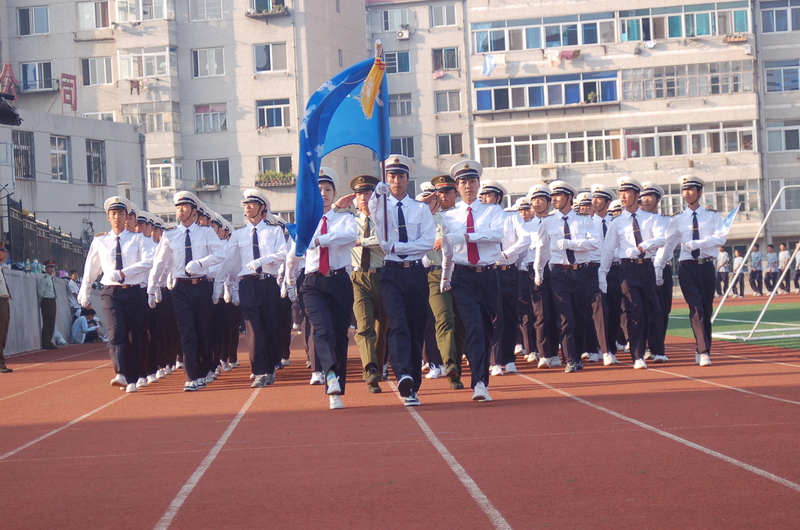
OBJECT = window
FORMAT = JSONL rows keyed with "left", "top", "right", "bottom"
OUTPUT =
{"left": 50, "top": 136, "right": 70, "bottom": 181}
{"left": 118, "top": 47, "right": 177, "bottom": 79}
{"left": 12, "top": 131, "right": 35, "bottom": 180}
{"left": 437, "top": 134, "right": 463, "bottom": 156}
{"left": 252, "top": 0, "right": 283, "bottom": 11}
{"left": 86, "top": 140, "right": 106, "bottom": 185}
{"left": 17, "top": 6, "right": 49, "bottom": 35}
{"left": 257, "top": 99, "right": 290, "bottom": 128}
{"left": 147, "top": 158, "right": 181, "bottom": 189}
{"left": 81, "top": 57, "right": 113, "bottom": 86}
{"left": 189, "top": 0, "right": 222, "bottom": 21}
{"left": 192, "top": 48, "right": 224, "bottom": 78}
{"left": 544, "top": 15, "right": 579, "bottom": 47}
{"left": 430, "top": 4, "right": 456, "bottom": 27}
{"left": 389, "top": 94, "right": 412, "bottom": 117}
{"left": 20, "top": 62, "right": 53, "bottom": 91}
{"left": 121, "top": 101, "right": 180, "bottom": 133}
{"left": 83, "top": 112, "right": 114, "bottom": 121}
{"left": 390, "top": 137, "right": 415, "bottom": 158}
{"left": 762, "top": 3, "right": 790, "bottom": 33}
{"left": 118, "top": 0, "right": 168, "bottom": 22}
{"left": 194, "top": 103, "right": 227, "bottom": 133}
{"left": 259, "top": 155, "right": 292, "bottom": 174}
{"left": 385, "top": 51, "right": 410, "bottom": 74}
{"left": 478, "top": 131, "right": 622, "bottom": 168}
{"left": 78, "top": 2, "right": 109, "bottom": 30}
{"left": 198, "top": 159, "right": 230, "bottom": 186}
{"left": 382, "top": 8, "right": 408, "bottom": 31}
{"left": 254, "top": 43, "right": 288, "bottom": 72}
{"left": 432, "top": 47, "right": 459, "bottom": 70}
{"left": 475, "top": 72, "right": 618, "bottom": 112}
{"left": 622, "top": 61, "right": 753, "bottom": 101}
{"left": 435, "top": 90, "right": 461, "bottom": 113}
{"left": 767, "top": 120, "right": 800, "bottom": 152}
{"left": 765, "top": 60, "right": 800, "bottom": 92}
{"left": 770, "top": 178, "right": 800, "bottom": 210}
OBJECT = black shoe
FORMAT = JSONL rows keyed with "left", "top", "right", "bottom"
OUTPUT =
{"left": 444, "top": 362, "right": 460, "bottom": 380}
{"left": 367, "top": 383, "right": 382, "bottom": 394}
{"left": 0, "top": 366, "right": 12, "bottom": 373}
{"left": 450, "top": 379, "right": 464, "bottom": 390}
{"left": 397, "top": 374, "right": 414, "bottom": 397}
{"left": 576, "top": 362, "right": 585, "bottom": 371}
{"left": 565, "top": 361, "right": 577, "bottom": 373}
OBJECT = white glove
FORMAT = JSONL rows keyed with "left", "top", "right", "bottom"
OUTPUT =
{"left": 440, "top": 278, "right": 452, "bottom": 292}
{"left": 280, "top": 281, "right": 288, "bottom": 298}
{"left": 655, "top": 269, "right": 664, "bottom": 287}
{"left": 598, "top": 277, "right": 608, "bottom": 294}
{"left": 534, "top": 274, "right": 543, "bottom": 287}
{"left": 148, "top": 294, "right": 157, "bottom": 309}
{"left": 231, "top": 291, "right": 240, "bottom": 306}
{"left": 625, "top": 246, "right": 641, "bottom": 259}
{"left": 557, "top": 239, "right": 572, "bottom": 251}
{"left": 379, "top": 238, "right": 396, "bottom": 255}
{"left": 154, "top": 289, "right": 163, "bottom": 304}
{"left": 110, "top": 270, "right": 124, "bottom": 283}
{"left": 375, "top": 182, "right": 390, "bottom": 196}
{"left": 246, "top": 259, "right": 262, "bottom": 271}
{"left": 185, "top": 260, "right": 203, "bottom": 276}
{"left": 167, "top": 277, "right": 176, "bottom": 290}
{"left": 78, "top": 294, "right": 90, "bottom": 308}
{"left": 286, "top": 284, "right": 297, "bottom": 302}
{"left": 212, "top": 283, "right": 222, "bottom": 304}
{"left": 684, "top": 240, "right": 701, "bottom": 251}
{"left": 223, "top": 286, "right": 232, "bottom": 304}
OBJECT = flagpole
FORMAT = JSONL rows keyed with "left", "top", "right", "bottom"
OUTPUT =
{"left": 381, "top": 159, "right": 388, "bottom": 241}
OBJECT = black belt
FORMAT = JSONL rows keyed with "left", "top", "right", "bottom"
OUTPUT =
{"left": 588, "top": 262, "right": 601, "bottom": 269}
{"left": 383, "top": 260, "right": 422, "bottom": 268}
{"left": 175, "top": 276, "right": 208, "bottom": 284}
{"left": 307, "top": 267, "right": 347, "bottom": 277}
{"left": 241, "top": 273, "right": 275, "bottom": 280}
{"left": 454, "top": 264, "right": 496, "bottom": 273}
{"left": 620, "top": 258, "right": 652, "bottom": 264}
{"left": 427, "top": 265, "right": 442, "bottom": 271}
{"left": 553, "top": 263, "right": 588, "bottom": 270}
{"left": 352, "top": 266, "right": 383, "bottom": 274}
{"left": 105, "top": 284, "right": 142, "bottom": 290}
{"left": 681, "top": 258, "right": 714, "bottom": 265}
{"left": 497, "top": 264, "right": 517, "bottom": 271}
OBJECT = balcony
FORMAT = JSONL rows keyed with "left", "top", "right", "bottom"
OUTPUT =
{"left": 246, "top": 1, "right": 290, "bottom": 19}
{"left": 255, "top": 171, "right": 295, "bottom": 188}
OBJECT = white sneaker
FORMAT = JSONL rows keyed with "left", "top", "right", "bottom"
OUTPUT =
{"left": 222, "top": 362, "right": 232, "bottom": 372}
{"left": 699, "top": 353, "right": 712, "bottom": 367}
{"left": 634, "top": 359, "right": 647, "bottom": 370}
{"left": 136, "top": 377, "right": 148, "bottom": 388}
{"left": 581, "top": 352, "right": 591, "bottom": 360}
{"left": 205, "top": 371, "right": 215, "bottom": 384}
{"left": 538, "top": 357, "right": 549, "bottom": 369}
{"left": 155, "top": 369, "right": 166, "bottom": 380}
{"left": 644, "top": 349, "right": 654, "bottom": 361}
{"left": 310, "top": 371, "right": 324, "bottom": 385}
{"left": 490, "top": 365, "right": 503, "bottom": 376}
{"left": 505, "top": 362, "right": 518, "bottom": 373}
{"left": 586, "top": 353, "right": 602, "bottom": 363}
{"left": 183, "top": 381, "right": 199, "bottom": 392}
{"left": 514, "top": 344, "right": 524, "bottom": 355}
{"left": 329, "top": 395, "right": 344, "bottom": 409}
{"left": 653, "top": 355, "right": 668, "bottom": 363}
{"left": 603, "top": 352, "right": 618, "bottom": 366}
{"left": 425, "top": 365, "right": 441, "bottom": 379}
{"left": 175, "top": 360, "right": 184, "bottom": 369}
{"left": 471, "top": 381, "right": 491, "bottom": 401}
{"left": 281, "top": 358, "right": 291, "bottom": 367}
{"left": 250, "top": 372, "right": 255, "bottom": 379}
{"left": 548, "top": 357, "right": 562, "bottom": 368}
{"left": 165, "top": 365, "right": 173, "bottom": 375}
{"left": 110, "top": 374, "right": 127, "bottom": 387}
{"left": 125, "top": 383, "right": 138, "bottom": 393}
{"left": 231, "top": 360, "right": 240, "bottom": 368}
{"left": 624, "top": 342, "right": 630, "bottom": 352}
{"left": 615, "top": 342, "right": 626, "bottom": 351}
{"left": 326, "top": 372, "right": 342, "bottom": 395}
{"left": 695, "top": 352, "right": 701, "bottom": 364}
{"left": 146, "top": 374, "right": 158, "bottom": 384}
{"left": 525, "top": 352, "right": 539, "bottom": 363}
{"left": 422, "top": 362, "right": 430, "bottom": 371}
{"left": 214, "top": 367, "right": 221, "bottom": 378}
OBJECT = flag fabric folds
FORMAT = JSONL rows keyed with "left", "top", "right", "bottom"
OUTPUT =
{"left": 290, "top": 55, "right": 390, "bottom": 255}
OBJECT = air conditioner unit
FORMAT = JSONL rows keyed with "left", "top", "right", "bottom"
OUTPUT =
{"left": 397, "top": 29, "right": 410, "bottom": 40}
{"left": 539, "top": 165, "right": 558, "bottom": 182}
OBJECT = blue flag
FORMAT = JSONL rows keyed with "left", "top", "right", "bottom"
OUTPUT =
{"left": 290, "top": 57, "right": 390, "bottom": 255}
{"left": 722, "top": 204, "right": 740, "bottom": 235}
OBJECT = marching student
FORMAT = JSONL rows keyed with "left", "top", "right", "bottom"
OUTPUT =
{"left": 587, "top": 183, "right": 617, "bottom": 366}
{"left": 657, "top": 175, "right": 726, "bottom": 367}
{"left": 287, "top": 168, "right": 357, "bottom": 410}
{"left": 147, "top": 191, "right": 225, "bottom": 392}
{"left": 514, "top": 198, "right": 538, "bottom": 363}
{"left": 78, "top": 197, "right": 153, "bottom": 393}
{"left": 639, "top": 182, "right": 671, "bottom": 363}
{"left": 534, "top": 181, "right": 600, "bottom": 373}
{"left": 440, "top": 160, "right": 503, "bottom": 401}
{"left": 368, "top": 155, "right": 436, "bottom": 406}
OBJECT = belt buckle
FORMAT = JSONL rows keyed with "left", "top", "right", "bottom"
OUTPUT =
{"left": 475, "top": 265, "right": 484, "bottom": 273}
{"left": 402, "top": 261, "right": 411, "bottom": 268}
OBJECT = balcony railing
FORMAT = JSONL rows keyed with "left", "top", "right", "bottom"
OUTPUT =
{"left": 255, "top": 171, "right": 295, "bottom": 188}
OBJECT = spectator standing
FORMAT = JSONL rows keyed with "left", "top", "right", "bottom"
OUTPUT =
{"left": 715, "top": 246, "right": 730, "bottom": 298}
{"left": 68, "top": 270, "right": 82, "bottom": 318}
{"left": 764, "top": 245, "right": 778, "bottom": 293}
{"left": 749, "top": 244, "right": 763, "bottom": 296}
{"left": 0, "top": 242, "right": 12, "bottom": 373}
{"left": 778, "top": 243, "right": 791, "bottom": 294}
{"left": 732, "top": 249, "right": 746, "bottom": 298}
{"left": 37, "top": 260, "right": 58, "bottom": 350}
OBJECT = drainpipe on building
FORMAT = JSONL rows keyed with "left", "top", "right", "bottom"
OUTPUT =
{"left": 461, "top": 0, "right": 475, "bottom": 159}
{"left": 139, "top": 133, "right": 147, "bottom": 210}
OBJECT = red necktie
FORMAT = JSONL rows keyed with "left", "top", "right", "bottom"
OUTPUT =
{"left": 319, "top": 216, "right": 330, "bottom": 275}
{"left": 466, "top": 206, "right": 480, "bottom": 265}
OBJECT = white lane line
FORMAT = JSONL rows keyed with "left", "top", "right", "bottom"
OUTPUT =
{"left": 153, "top": 388, "right": 260, "bottom": 530}
{"left": 0, "top": 394, "right": 128, "bottom": 462}
{"left": 0, "top": 362, "right": 111, "bottom": 402}
{"left": 517, "top": 373, "right": 800, "bottom": 494}
{"left": 389, "top": 381, "right": 512, "bottom": 530}
{"left": 10, "top": 347, "right": 106, "bottom": 370}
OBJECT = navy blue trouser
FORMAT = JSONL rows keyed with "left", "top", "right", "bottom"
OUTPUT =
{"left": 451, "top": 268, "right": 498, "bottom": 389}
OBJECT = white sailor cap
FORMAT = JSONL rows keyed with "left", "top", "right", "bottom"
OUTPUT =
{"left": 127, "top": 202, "right": 140, "bottom": 217}
{"left": 528, "top": 184, "right": 552, "bottom": 200}
{"left": 243, "top": 188, "right": 271, "bottom": 210}
{"left": 576, "top": 191, "right": 592, "bottom": 206}
{"left": 617, "top": 176, "right": 643, "bottom": 193}
{"left": 450, "top": 160, "right": 483, "bottom": 180}
{"left": 318, "top": 166, "right": 339, "bottom": 189}
{"left": 591, "top": 183, "right": 616, "bottom": 201}
{"left": 640, "top": 182, "right": 665, "bottom": 198}
{"left": 174, "top": 191, "right": 200, "bottom": 208}
{"left": 478, "top": 179, "right": 506, "bottom": 199}
{"left": 609, "top": 199, "right": 623, "bottom": 213}
{"left": 103, "top": 196, "right": 129, "bottom": 214}
{"left": 152, "top": 216, "right": 165, "bottom": 229}
{"left": 679, "top": 174, "right": 705, "bottom": 190}
{"left": 136, "top": 210, "right": 150, "bottom": 223}
{"left": 385, "top": 154, "right": 414, "bottom": 174}
{"left": 514, "top": 197, "right": 531, "bottom": 210}
{"left": 550, "top": 180, "right": 577, "bottom": 196}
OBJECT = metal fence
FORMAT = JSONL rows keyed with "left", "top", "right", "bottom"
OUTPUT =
{"left": 6, "top": 195, "right": 87, "bottom": 273}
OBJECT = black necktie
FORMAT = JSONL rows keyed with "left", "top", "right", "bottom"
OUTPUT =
{"left": 252, "top": 227, "right": 263, "bottom": 273}
{"left": 562, "top": 216, "right": 575, "bottom": 264}
{"left": 397, "top": 202, "right": 408, "bottom": 259}
{"left": 691, "top": 212, "right": 700, "bottom": 259}
{"left": 115, "top": 236, "right": 123, "bottom": 270}
{"left": 602, "top": 219, "right": 607, "bottom": 238}
{"left": 184, "top": 228, "right": 193, "bottom": 274}
{"left": 631, "top": 213, "right": 645, "bottom": 259}
{"left": 361, "top": 216, "right": 371, "bottom": 269}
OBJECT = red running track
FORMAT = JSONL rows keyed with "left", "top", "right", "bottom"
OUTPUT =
{"left": 1, "top": 316, "right": 799, "bottom": 529}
